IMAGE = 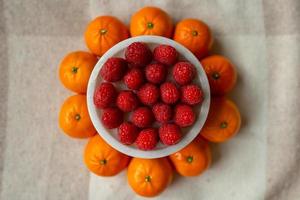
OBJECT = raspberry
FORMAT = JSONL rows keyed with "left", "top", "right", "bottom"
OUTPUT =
{"left": 137, "top": 83, "right": 160, "bottom": 106}
{"left": 118, "top": 122, "right": 139, "bottom": 145}
{"left": 152, "top": 103, "right": 172, "bottom": 123}
{"left": 93, "top": 82, "right": 117, "bottom": 109}
{"left": 159, "top": 123, "right": 182, "bottom": 145}
{"left": 123, "top": 68, "right": 144, "bottom": 90}
{"left": 131, "top": 107, "right": 154, "bottom": 128}
{"left": 181, "top": 84, "right": 203, "bottom": 105}
{"left": 100, "top": 57, "right": 127, "bottom": 82}
{"left": 153, "top": 45, "right": 178, "bottom": 66}
{"left": 116, "top": 90, "right": 139, "bottom": 112}
{"left": 101, "top": 107, "right": 123, "bottom": 129}
{"left": 160, "top": 82, "right": 180, "bottom": 104}
{"left": 125, "top": 42, "right": 152, "bottom": 67}
{"left": 135, "top": 128, "right": 158, "bottom": 150}
{"left": 172, "top": 61, "right": 196, "bottom": 85}
{"left": 145, "top": 63, "right": 167, "bottom": 84}
{"left": 174, "top": 104, "right": 195, "bottom": 127}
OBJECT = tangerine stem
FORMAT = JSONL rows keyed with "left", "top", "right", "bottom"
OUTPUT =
{"left": 212, "top": 72, "right": 220, "bottom": 80}
{"left": 72, "top": 67, "right": 78, "bottom": 73}
{"left": 220, "top": 122, "right": 228, "bottom": 129}
{"left": 147, "top": 22, "right": 154, "bottom": 29}
{"left": 145, "top": 175, "right": 151, "bottom": 182}
{"left": 100, "top": 29, "right": 107, "bottom": 35}
{"left": 75, "top": 114, "right": 81, "bottom": 121}
{"left": 100, "top": 159, "right": 107, "bottom": 165}
{"left": 187, "top": 156, "right": 193, "bottom": 163}
{"left": 192, "top": 30, "right": 198, "bottom": 36}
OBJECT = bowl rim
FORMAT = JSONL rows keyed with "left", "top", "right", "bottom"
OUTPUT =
{"left": 87, "top": 35, "right": 210, "bottom": 158}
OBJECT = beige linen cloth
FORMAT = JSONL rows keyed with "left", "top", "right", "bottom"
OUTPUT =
{"left": 0, "top": 0, "right": 299, "bottom": 199}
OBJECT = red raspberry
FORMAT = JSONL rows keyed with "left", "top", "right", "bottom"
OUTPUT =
{"left": 152, "top": 103, "right": 172, "bottom": 123}
{"left": 118, "top": 122, "right": 139, "bottom": 145}
{"left": 181, "top": 84, "right": 203, "bottom": 105}
{"left": 174, "top": 104, "right": 195, "bottom": 127}
{"left": 172, "top": 61, "right": 196, "bottom": 85}
{"left": 160, "top": 82, "right": 180, "bottom": 104}
{"left": 137, "top": 83, "right": 160, "bottom": 106}
{"left": 123, "top": 68, "right": 144, "bottom": 90}
{"left": 131, "top": 107, "right": 154, "bottom": 128}
{"left": 153, "top": 45, "right": 178, "bottom": 66}
{"left": 145, "top": 63, "right": 167, "bottom": 84}
{"left": 100, "top": 57, "right": 127, "bottom": 82}
{"left": 135, "top": 128, "right": 158, "bottom": 150}
{"left": 116, "top": 90, "right": 139, "bottom": 112}
{"left": 125, "top": 42, "right": 152, "bottom": 67}
{"left": 101, "top": 107, "right": 123, "bottom": 129}
{"left": 159, "top": 123, "right": 182, "bottom": 145}
{"left": 93, "top": 82, "right": 117, "bottom": 109}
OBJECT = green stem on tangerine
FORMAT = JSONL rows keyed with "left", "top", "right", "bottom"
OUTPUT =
{"left": 75, "top": 114, "right": 81, "bottom": 121}
{"left": 100, "top": 29, "right": 107, "bottom": 35}
{"left": 147, "top": 22, "right": 154, "bottom": 29}
{"left": 212, "top": 72, "right": 220, "bottom": 80}
{"left": 100, "top": 159, "right": 107, "bottom": 165}
{"left": 187, "top": 156, "right": 193, "bottom": 163}
{"left": 220, "top": 122, "right": 228, "bottom": 129}
{"left": 145, "top": 175, "right": 151, "bottom": 182}
{"left": 72, "top": 67, "right": 78, "bottom": 73}
{"left": 192, "top": 30, "right": 198, "bottom": 36}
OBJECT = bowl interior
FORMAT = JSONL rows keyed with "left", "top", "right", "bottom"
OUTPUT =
{"left": 87, "top": 36, "right": 210, "bottom": 158}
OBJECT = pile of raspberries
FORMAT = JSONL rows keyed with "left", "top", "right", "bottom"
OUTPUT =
{"left": 94, "top": 42, "right": 204, "bottom": 150}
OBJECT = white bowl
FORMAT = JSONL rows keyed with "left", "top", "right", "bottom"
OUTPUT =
{"left": 87, "top": 36, "right": 210, "bottom": 159}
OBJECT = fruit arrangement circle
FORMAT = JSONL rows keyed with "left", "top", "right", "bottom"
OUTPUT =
{"left": 58, "top": 6, "right": 242, "bottom": 198}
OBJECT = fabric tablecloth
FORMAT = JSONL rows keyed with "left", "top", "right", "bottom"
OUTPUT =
{"left": 0, "top": 0, "right": 299, "bottom": 199}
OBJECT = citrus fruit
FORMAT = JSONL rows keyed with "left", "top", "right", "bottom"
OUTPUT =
{"left": 127, "top": 157, "right": 173, "bottom": 197}
{"left": 130, "top": 7, "right": 173, "bottom": 38}
{"left": 59, "top": 94, "right": 96, "bottom": 138}
{"left": 84, "top": 134, "right": 130, "bottom": 176}
{"left": 59, "top": 51, "right": 97, "bottom": 94}
{"left": 169, "top": 138, "right": 211, "bottom": 176}
{"left": 200, "top": 97, "right": 241, "bottom": 142}
{"left": 173, "top": 19, "right": 213, "bottom": 59}
{"left": 85, "top": 16, "right": 129, "bottom": 56}
{"left": 201, "top": 55, "right": 237, "bottom": 96}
